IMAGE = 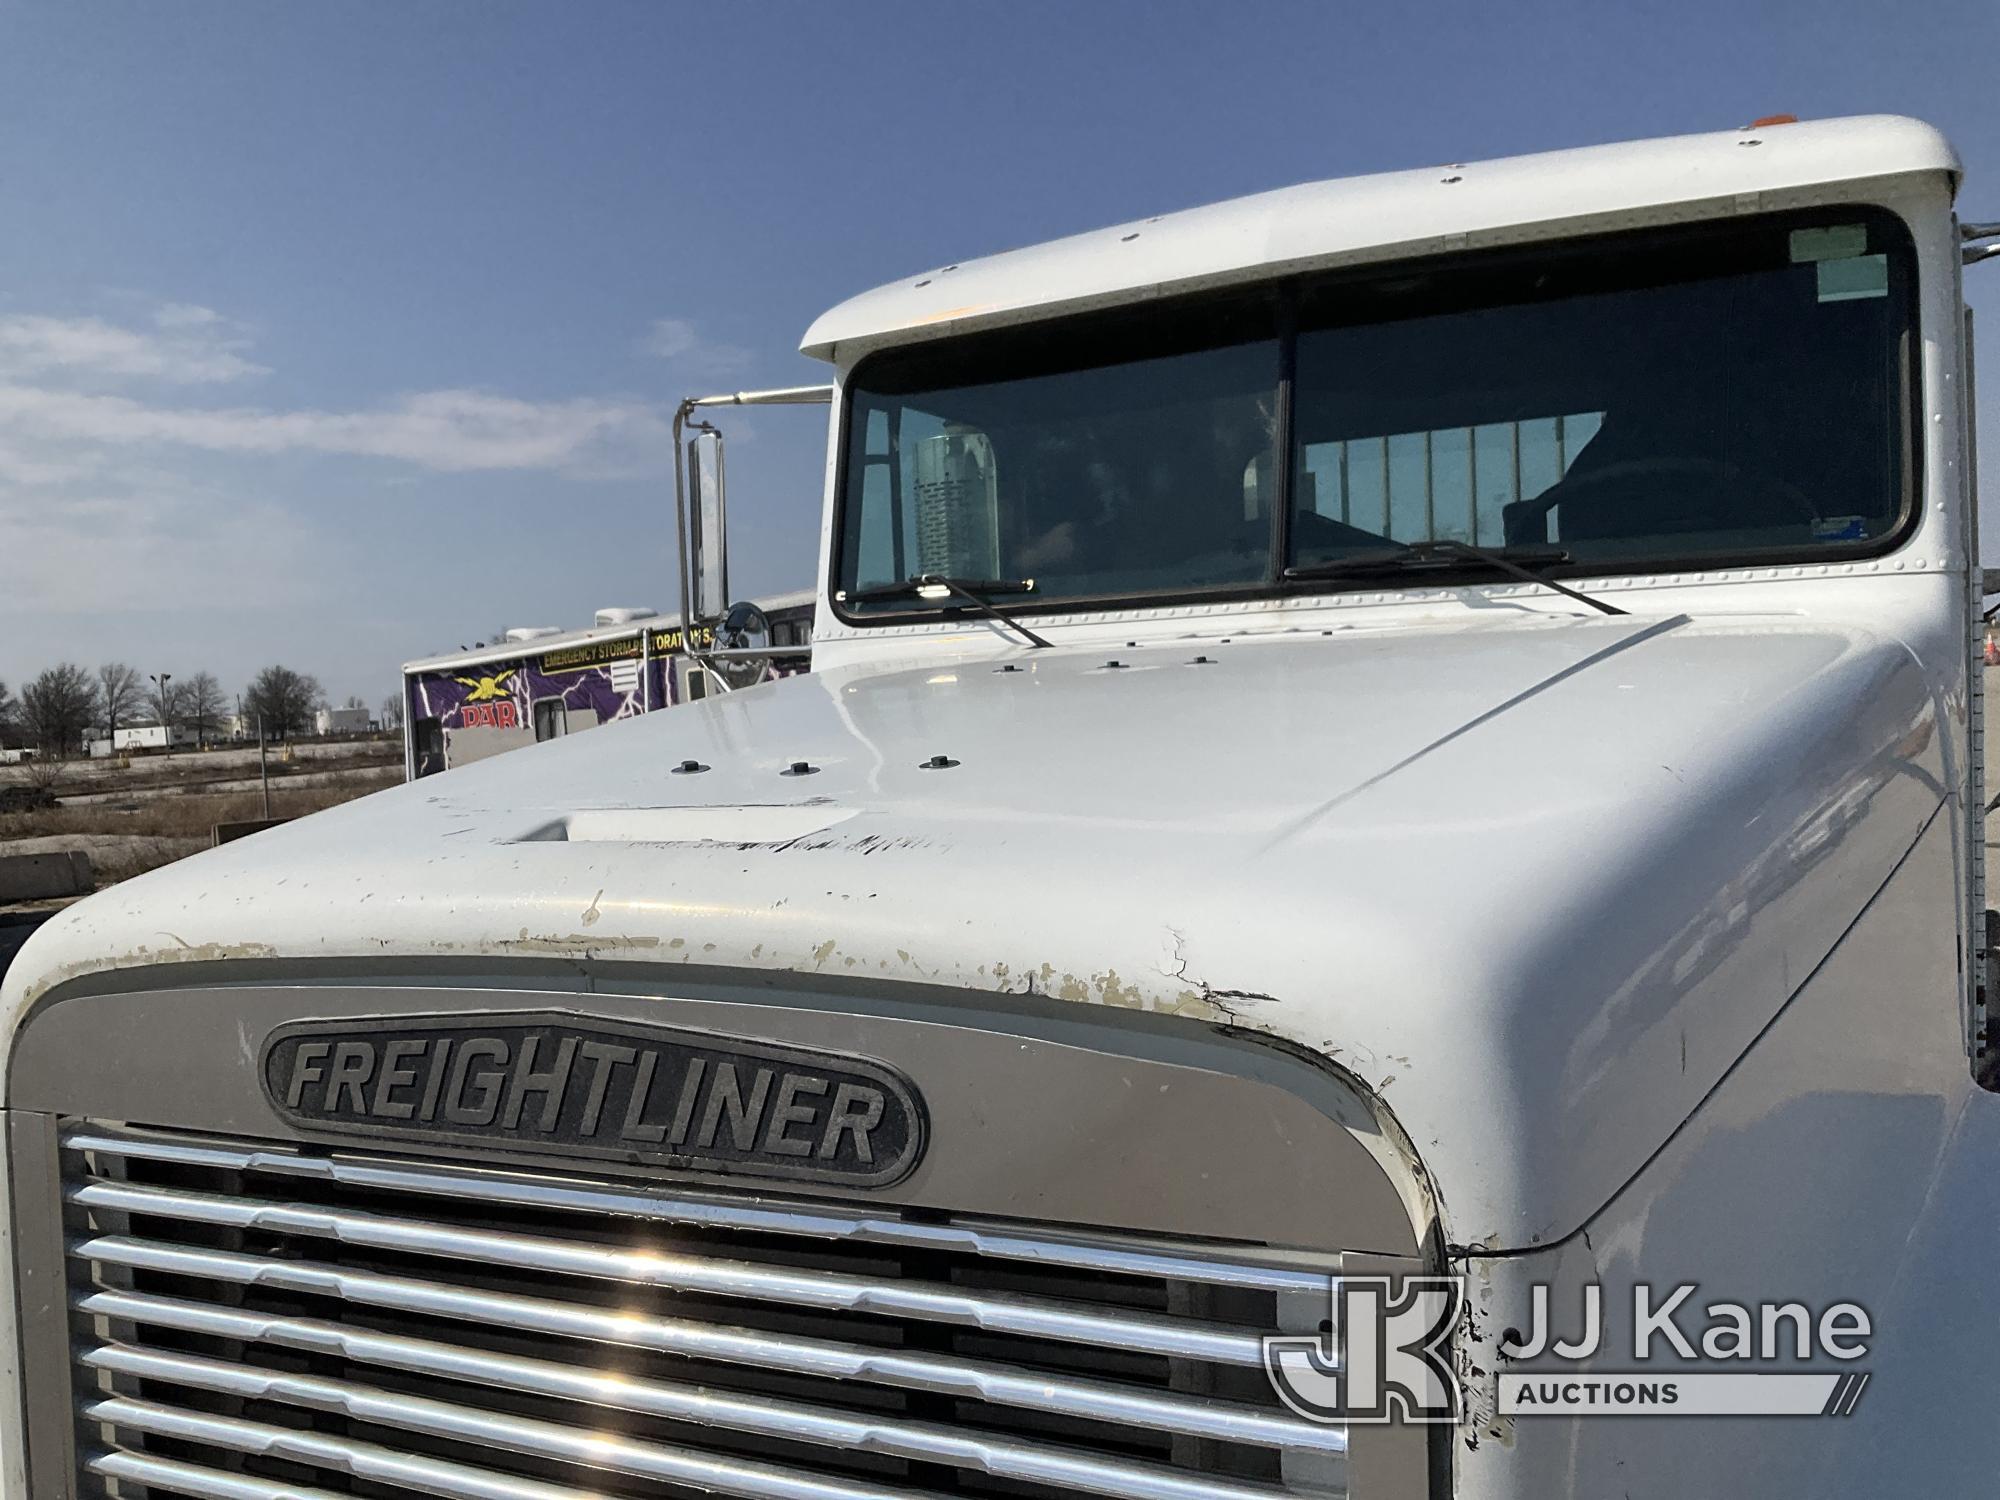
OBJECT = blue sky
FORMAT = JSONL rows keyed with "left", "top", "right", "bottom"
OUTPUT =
{"left": 2, "top": 0, "right": 1997, "bottom": 706}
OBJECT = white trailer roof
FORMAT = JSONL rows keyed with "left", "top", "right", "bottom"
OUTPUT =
{"left": 800, "top": 114, "right": 1959, "bottom": 362}
{"left": 402, "top": 588, "right": 817, "bottom": 676}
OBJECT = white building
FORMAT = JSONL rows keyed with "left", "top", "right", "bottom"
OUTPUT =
{"left": 113, "top": 724, "right": 196, "bottom": 752}
{"left": 315, "top": 706, "right": 373, "bottom": 737}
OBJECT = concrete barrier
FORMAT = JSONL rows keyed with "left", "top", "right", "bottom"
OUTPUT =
{"left": 0, "top": 850, "right": 94, "bottom": 902}
{"left": 212, "top": 818, "right": 289, "bottom": 847}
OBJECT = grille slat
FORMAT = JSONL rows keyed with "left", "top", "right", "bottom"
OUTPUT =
{"left": 82, "top": 1321, "right": 1297, "bottom": 1500}
{"left": 88, "top": 1395, "right": 698, "bottom": 1500}
{"left": 88, "top": 1347, "right": 989, "bottom": 1500}
{"left": 65, "top": 1129, "right": 1331, "bottom": 1294}
{"left": 70, "top": 1176, "right": 1272, "bottom": 1367}
{"left": 73, "top": 1239, "right": 1332, "bottom": 1453}
{"left": 65, "top": 1123, "right": 1349, "bottom": 1500}
{"left": 88, "top": 1447, "right": 440, "bottom": 1500}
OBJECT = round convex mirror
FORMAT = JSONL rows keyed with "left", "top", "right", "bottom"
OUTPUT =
{"left": 711, "top": 599, "right": 772, "bottom": 689}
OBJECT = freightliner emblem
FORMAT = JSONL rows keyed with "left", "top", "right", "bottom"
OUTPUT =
{"left": 262, "top": 1013, "right": 926, "bottom": 1187}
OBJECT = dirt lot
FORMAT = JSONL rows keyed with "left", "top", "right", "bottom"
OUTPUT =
{"left": 0, "top": 739, "right": 402, "bottom": 890}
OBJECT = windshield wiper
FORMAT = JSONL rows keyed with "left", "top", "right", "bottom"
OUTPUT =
{"left": 841, "top": 574, "right": 1053, "bottom": 649}
{"left": 1284, "top": 539, "right": 1627, "bottom": 617}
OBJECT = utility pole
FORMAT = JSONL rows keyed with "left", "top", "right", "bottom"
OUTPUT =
{"left": 149, "top": 672, "right": 173, "bottom": 757}
{"left": 258, "top": 715, "right": 271, "bottom": 819}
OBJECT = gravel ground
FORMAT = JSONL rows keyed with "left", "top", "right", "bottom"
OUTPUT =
{"left": 1, "top": 745, "right": 401, "bottom": 902}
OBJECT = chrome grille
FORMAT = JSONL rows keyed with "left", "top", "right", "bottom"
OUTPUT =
{"left": 63, "top": 1124, "right": 1347, "bottom": 1500}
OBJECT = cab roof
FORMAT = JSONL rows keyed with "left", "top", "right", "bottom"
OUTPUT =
{"left": 800, "top": 115, "right": 1959, "bottom": 363}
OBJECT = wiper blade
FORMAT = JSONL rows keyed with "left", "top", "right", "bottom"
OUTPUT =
{"left": 1284, "top": 540, "right": 1626, "bottom": 617}
{"left": 841, "top": 574, "right": 1052, "bottom": 649}
{"left": 844, "top": 575, "right": 1037, "bottom": 601}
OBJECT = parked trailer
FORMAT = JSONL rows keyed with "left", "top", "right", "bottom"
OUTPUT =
{"left": 400, "top": 590, "right": 815, "bottom": 778}
{"left": 5, "top": 116, "right": 2000, "bottom": 1500}
{"left": 109, "top": 723, "right": 196, "bottom": 753}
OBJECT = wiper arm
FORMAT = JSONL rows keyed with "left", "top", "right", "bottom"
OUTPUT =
{"left": 841, "top": 574, "right": 1053, "bottom": 649}
{"left": 1284, "top": 540, "right": 1627, "bottom": 617}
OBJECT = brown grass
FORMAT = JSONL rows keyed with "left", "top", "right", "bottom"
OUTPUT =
{"left": 0, "top": 740, "right": 399, "bottom": 795}
{"left": 1, "top": 772, "right": 401, "bottom": 840}
{"left": 0, "top": 768, "right": 404, "bottom": 884}
{"left": 74, "top": 836, "right": 208, "bottom": 885}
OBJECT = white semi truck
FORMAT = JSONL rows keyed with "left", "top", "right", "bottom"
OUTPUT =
{"left": 2, "top": 114, "right": 1996, "bottom": 1498}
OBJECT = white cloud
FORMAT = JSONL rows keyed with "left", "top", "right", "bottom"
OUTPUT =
{"left": 152, "top": 302, "right": 224, "bottom": 330}
{"left": 0, "top": 303, "right": 674, "bottom": 476}
{"left": 0, "top": 439, "right": 101, "bottom": 487}
{"left": 643, "top": 317, "right": 700, "bottom": 359}
{"left": 0, "top": 297, "right": 686, "bottom": 686}
{"left": 640, "top": 315, "right": 752, "bottom": 373}
{"left": 0, "top": 308, "right": 266, "bottom": 385}
{"left": 0, "top": 382, "right": 671, "bottom": 475}
{"left": 0, "top": 473, "right": 328, "bottom": 618}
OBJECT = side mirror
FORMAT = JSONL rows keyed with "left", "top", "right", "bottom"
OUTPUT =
{"left": 710, "top": 600, "right": 773, "bottom": 690}
{"left": 685, "top": 426, "right": 729, "bottom": 622}
{"left": 673, "top": 385, "right": 830, "bottom": 641}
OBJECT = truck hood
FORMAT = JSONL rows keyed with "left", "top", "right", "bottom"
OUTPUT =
{"left": 1, "top": 609, "right": 1946, "bottom": 1250}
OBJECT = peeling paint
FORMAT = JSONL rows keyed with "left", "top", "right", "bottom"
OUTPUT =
{"left": 491, "top": 932, "right": 662, "bottom": 955}
{"left": 1165, "top": 990, "right": 1231, "bottom": 1021}
{"left": 1094, "top": 971, "right": 1144, "bottom": 1008}
{"left": 23, "top": 936, "right": 286, "bottom": 1007}
{"left": 139, "top": 939, "right": 279, "bottom": 965}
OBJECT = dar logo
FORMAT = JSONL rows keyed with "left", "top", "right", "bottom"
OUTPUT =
{"left": 454, "top": 667, "right": 517, "bottom": 703}
{"left": 454, "top": 667, "right": 519, "bottom": 729}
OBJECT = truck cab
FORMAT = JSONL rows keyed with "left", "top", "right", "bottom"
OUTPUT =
{"left": 2, "top": 114, "right": 1993, "bottom": 1498}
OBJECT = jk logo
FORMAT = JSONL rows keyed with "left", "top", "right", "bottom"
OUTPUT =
{"left": 1264, "top": 1275, "right": 1466, "bottom": 1424}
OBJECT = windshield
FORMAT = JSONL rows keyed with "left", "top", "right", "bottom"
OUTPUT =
{"left": 835, "top": 209, "right": 1916, "bottom": 615}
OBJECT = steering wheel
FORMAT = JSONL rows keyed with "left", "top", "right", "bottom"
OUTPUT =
{"left": 1512, "top": 455, "right": 1821, "bottom": 541}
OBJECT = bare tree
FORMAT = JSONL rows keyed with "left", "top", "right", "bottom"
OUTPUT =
{"left": 0, "top": 678, "right": 13, "bottom": 734}
{"left": 342, "top": 694, "right": 368, "bottom": 712}
{"left": 20, "top": 664, "right": 101, "bottom": 756}
{"left": 97, "top": 662, "right": 145, "bottom": 739}
{"left": 243, "top": 665, "right": 323, "bottom": 738}
{"left": 377, "top": 694, "right": 403, "bottom": 732}
{"left": 182, "top": 672, "right": 227, "bottom": 746}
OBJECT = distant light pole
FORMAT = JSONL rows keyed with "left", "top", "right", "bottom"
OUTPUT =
{"left": 258, "top": 715, "right": 272, "bottom": 819}
{"left": 148, "top": 672, "right": 173, "bottom": 756}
